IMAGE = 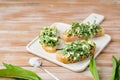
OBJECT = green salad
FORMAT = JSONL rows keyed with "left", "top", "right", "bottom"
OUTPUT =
{"left": 39, "top": 26, "right": 59, "bottom": 47}
{"left": 61, "top": 40, "right": 95, "bottom": 61}
{"left": 65, "top": 22, "right": 101, "bottom": 40}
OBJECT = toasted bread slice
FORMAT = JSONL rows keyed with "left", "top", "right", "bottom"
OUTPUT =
{"left": 62, "top": 27, "right": 104, "bottom": 42}
{"left": 42, "top": 45, "right": 57, "bottom": 53}
{"left": 95, "top": 27, "right": 104, "bottom": 37}
{"left": 62, "top": 33, "right": 81, "bottom": 42}
{"left": 56, "top": 45, "right": 96, "bottom": 64}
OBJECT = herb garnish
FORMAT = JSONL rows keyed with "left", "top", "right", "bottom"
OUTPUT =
{"left": 62, "top": 40, "right": 95, "bottom": 61}
{"left": 65, "top": 22, "right": 101, "bottom": 40}
{"left": 39, "top": 26, "right": 59, "bottom": 47}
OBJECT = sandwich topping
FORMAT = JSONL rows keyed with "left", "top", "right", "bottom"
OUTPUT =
{"left": 61, "top": 40, "right": 95, "bottom": 61}
{"left": 39, "top": 26, "right": 59, "bottom": 47}
{"left": 65, "top": 22, "right": 101, "bottom": 40}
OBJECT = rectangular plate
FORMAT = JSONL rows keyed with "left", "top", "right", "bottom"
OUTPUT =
{"left": 26, "top": 22, "right": 111, "bottom": 72}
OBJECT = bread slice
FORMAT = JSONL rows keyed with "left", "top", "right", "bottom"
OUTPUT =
{"left": 56, "top": 45, "right": 96, "bottom": 64}
{"left": 42, "top": 45, "right": 57, "bottom": 53}
{"left": 95, "top": 27, "right": 104, "bottom": 37}
{"left": 62, "top": 33, "right": 83, "bottom": 42}
{"left": 62, "top": 27, "right": 104, "bottom": 42}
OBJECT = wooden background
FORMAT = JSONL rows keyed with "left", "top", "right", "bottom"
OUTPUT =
{"left": 0, "top": 0, "right": 120, "bottom": 80}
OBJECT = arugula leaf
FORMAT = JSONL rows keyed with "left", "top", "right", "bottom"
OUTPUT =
{"left": 89, "top": 56, "right": 100, "bottom": 80}
{"left": 0, "top": 63, "right": 42, "bottom": 80}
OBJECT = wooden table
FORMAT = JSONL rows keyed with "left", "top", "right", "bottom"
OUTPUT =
{"left": 0, "top": 0, "right": 120, "bottom": 80}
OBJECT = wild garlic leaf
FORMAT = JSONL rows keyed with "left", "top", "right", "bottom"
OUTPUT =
{"left": 110, "top": 56, "right": 117, "bottom": 80}
{"left": 110, "top": 56, "right": 120, "bottom": 80}
{"left": 0, "top": 63, "right": 42, "bottom": 80}
{"left": 118, "top": 59, "right": 120, "bottom": 79}
{"left": 3, "top": 63, "right": 40, "bottom": 79}
{"left": 14, "top": 78, "right": 26, "bottom": 80}
{"left": 89, "top": 56, "right": 100, "bottom": 80}
{"left": 3, "top": 63, "right": 26, "bottom": 80}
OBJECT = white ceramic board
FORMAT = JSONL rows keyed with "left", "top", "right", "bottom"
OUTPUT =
{"left": 83, "top": 13, "right": 104, "bottom": 24}
{"left": 26, "top": 22, "right": 111, "bottom": 72}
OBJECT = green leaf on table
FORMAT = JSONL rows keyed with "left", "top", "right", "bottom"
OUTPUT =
{"left": 110, "top": 56, "right": 120, "bottom": 80}
{"left": 89, "top": 56, "right": 100, "bottom": 80}
{"left": 118, "top": 59, "right": 120, "bottom": 80}
{"left": 0, "top": 63, "right": 42, "bottom": 80}
{"left": 110, "top": 56, "right": 117, "bottom": 80}
{"left": 14, "top": 78, "right": 26, "bottom": 80}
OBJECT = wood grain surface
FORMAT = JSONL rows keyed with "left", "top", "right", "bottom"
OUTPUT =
{"left": 0, "top": 0, "right": 120, "bottom": 80}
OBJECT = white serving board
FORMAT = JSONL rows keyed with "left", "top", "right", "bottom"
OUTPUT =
{"left": 83, "top": 13, "right": 104, "bottom": 24}
{"left": 26, "top": 22, "right": 111, "bottom": 72}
